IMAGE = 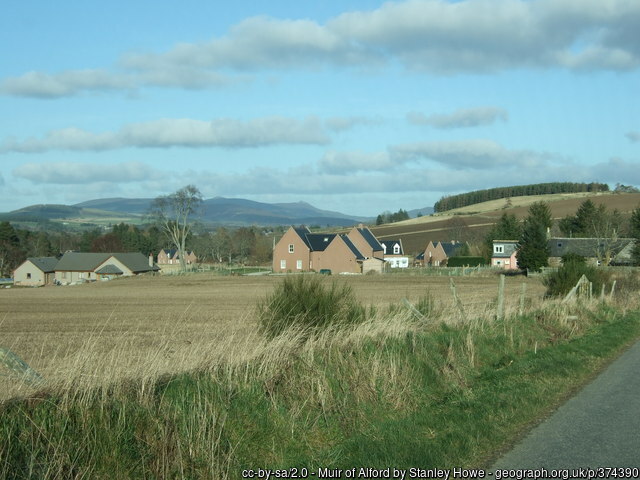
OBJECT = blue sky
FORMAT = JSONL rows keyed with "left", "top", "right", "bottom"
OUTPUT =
{"left": 1, "top": 0, "right": 639, "bottom": 216}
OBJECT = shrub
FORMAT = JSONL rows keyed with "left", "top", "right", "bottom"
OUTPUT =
{"left": 258, "top": 275, "right": 366, "bottom": 339}
{"left": 544, "top": 254, "right": 610, "bottom": 297}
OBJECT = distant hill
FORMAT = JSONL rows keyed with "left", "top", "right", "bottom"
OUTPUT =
{"left": 2, "top": 197, "right": 370, "bottom": 228}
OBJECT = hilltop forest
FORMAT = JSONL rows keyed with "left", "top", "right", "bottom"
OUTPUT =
{"left": 434, "top": 182, "right": 610, "bottom": 212}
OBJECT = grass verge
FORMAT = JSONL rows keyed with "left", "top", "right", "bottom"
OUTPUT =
{"left": 1, "top": 302, "right": 639, "bottom": 479}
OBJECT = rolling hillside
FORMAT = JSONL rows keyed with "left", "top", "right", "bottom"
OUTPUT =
{"left": 371, "top": 191, "right": 640, "bottom": 255}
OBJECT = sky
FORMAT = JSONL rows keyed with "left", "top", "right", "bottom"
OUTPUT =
{"left": 1, "top": 0, "right": 639, "bottom": 217}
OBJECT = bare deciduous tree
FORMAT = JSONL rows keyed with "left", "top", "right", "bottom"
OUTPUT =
{"left": 149, "top": 185, "right": 203, "bottom": 271}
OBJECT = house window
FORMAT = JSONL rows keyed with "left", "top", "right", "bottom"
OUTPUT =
{"left": 296, "top": 260, "right": 302, "bottom": 270}
{"left": 288, "top": 244, "right": 294, "bottom": 253}
{"left": 27, "top": 273, "right": 32, "bottom": 279}
{"left": 280, "top": 260, "right": 286, "bottom": 269}
{"left": 393, "top": 244, "right": 400, "bottom": 254}
{"left": 557, "top": 243, "right": 562, "bottom": 247}
{"left": 494, "top": 245, "right": 504, "bottom": 254}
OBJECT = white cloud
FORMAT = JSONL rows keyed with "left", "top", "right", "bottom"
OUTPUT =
{"left": 407, "top": 106, "right": 508, "bottom": 128}
{"left": 3, "top": 0, "right": 639, "bottom": 97}
{"left": 390, "top": 139, "right": 551, "bottom": 169}
{"left": 0, "top": 70, "right": 134, "bottom": 98}
{"left": 318, "top": 151, "right": 394, "bottom": 174}
{"left": 0, "top": 117, "right": 330, "bottom": 153}
{"left": 13, "top": 161, "right": 159, "bottom": 185}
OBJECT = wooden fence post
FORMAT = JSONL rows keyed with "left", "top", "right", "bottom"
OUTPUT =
{"left": 497, "top": 274, "right": 505, "bottom": 321}
{"left": 449, "top": 278, "right": 466, "bottom": 320}
{"left": 609, "top": 280, "right": 617, "bottom": 300}
{"left": 519, "top": 282, "right": 527, "bottom": 316}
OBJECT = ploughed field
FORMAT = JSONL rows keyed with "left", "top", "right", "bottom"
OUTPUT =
{"left": 0, "top": 272, "right": 545, "bottom": 401}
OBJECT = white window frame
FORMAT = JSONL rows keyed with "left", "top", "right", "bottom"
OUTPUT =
{"left": 288, "top": 244, "right": 294, "bottom": 254}
{"left": 494, "top": 245, "right": 504, "bottom": 254}
{"left": 296, "top": 260, "right": 303, "bottom": 270}
{"left": 393, "top": 244, "right": 400, "bottom": 254}
{"left": 280, "top": 259, "right": 286, "bottom": 269}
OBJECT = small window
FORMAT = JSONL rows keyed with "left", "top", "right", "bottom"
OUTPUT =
{"left": 288, "top": 244, "right": 294, "bottom": 253}
{"left": 393, "top": 244, "right": 400, "bottom": 254}
{"left": 26, "top": 273, "right": 32, "bottom": 279}
{"left": 494, "top": 245, "right": 504, "bottom": 254}
{"left": 557, "top": 242, "right": 562, "bottom": 247}
{"left": 296, "top": 260, "right": 302, "bottom": 270}
{"left": 280, "top": 259, "right": 286, "bottom": 269}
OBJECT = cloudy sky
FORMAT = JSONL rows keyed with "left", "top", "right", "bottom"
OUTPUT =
{"left": 1, "top": 0, "right": 639, "bottom": 216}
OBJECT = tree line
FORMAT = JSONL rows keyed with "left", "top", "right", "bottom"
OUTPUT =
{"left": 375, "top": 209, "right": 410, "bottom": 225}
{"left": 483, "top": 199, "right": 640, "bottom": 270}
{"left": 0, "top": 221, "right": 273, "bottom": 277}
{"left": 434, "top": 182, "right": 609, "bottom": 213}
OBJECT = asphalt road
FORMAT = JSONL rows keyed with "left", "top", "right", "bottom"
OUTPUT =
{"left": 490, "top": 340, "right": 640, "bottom": 472}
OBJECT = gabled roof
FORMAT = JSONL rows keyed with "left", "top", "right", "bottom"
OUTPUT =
{"left": 26, "top": 257, "right": 58, "bottom": 272}
{"left": 292, "top": 226, "right": 312, "bottom": 249}
{"left": 548, "top": 238, "right": 634, "bottom": 259}
{"left": 340, "top": 234, "right": 365, "bottom": 260}
{"left": 95, "top": 264, "right": 124, "bottom": 275}
{"left": 380, "top": 240, "right": 403, "bottom": 255}
{"left": 56, "top": 252, "right": 158, "bottom": 273}
{"left": 357, "top": 227, "right": 383, "bottom": 251}
{"left": 435, "top": 241, "right": 463, "bottom": 257}
{"left": 111, "top": 253, "right": 160, "bottom": 273}
{"left": 306, "top": 233, "right": 337, "bottom": 252}
{"left": 56, "top": 252, "right": 111, "bottom": 271}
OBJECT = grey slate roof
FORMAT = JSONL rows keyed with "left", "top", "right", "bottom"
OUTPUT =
{"left": 340, "top": 235, "right": 365, "bottom": 260}
{"left": 27, "top": 257, "right": 59, "bottom": 272}
{"left": 305, "top": 233, "right": 337, "bottom": 252}
{"left": 357, "top": 228, "right": 383, "bottom": 252}
{"left": 112, "top": 252, "right": 160, "bottom": 272}
{"left": 436, "top": 241, "right": 464, "bottom": 257}
{"left": 95, "top": 264, "right": 124, "bottom": 275}
{"left": 56, "top": 252, "right": 159, "bottom": 273}
{"left": 548, "top": 238, "right": 635, "bottom": 261}
{"left": 492, "top": 240, "right": 518, "bottom": 258}
{"left": 56, "top": 252, "right": 111, "bottom": 271}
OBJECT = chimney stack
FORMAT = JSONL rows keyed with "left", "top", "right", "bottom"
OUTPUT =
{"left": 149, "top": 253, "right": 154, "bottom": 268}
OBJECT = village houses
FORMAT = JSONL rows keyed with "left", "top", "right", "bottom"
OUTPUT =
{"left": 272, "top": 225, "right": 386, "bottom": 274}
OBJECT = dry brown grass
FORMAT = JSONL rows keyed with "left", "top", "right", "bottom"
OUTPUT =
{"left": 0, "top": 272, "right": 547, "bottom": 401}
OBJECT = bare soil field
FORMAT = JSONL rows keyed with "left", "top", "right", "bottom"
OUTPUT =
{"left": 372, "top": 192, "right": 640, "bottom": 254}
{"left": 0, "top": 272, "right": 545, "bottom": 401}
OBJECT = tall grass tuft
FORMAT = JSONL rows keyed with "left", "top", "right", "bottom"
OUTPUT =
{"left": 257, "top": 275, "right": 366, "bottom": 339}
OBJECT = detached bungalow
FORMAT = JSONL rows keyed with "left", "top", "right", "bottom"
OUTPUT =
{"left": 548, "top": 238, "right": 635, "bottom": 266}
{"left": 13, "top": 257, "right": 58, "bottom": 286}
{"left": 55, "top": 252, "right": 159, "bottom": 284}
